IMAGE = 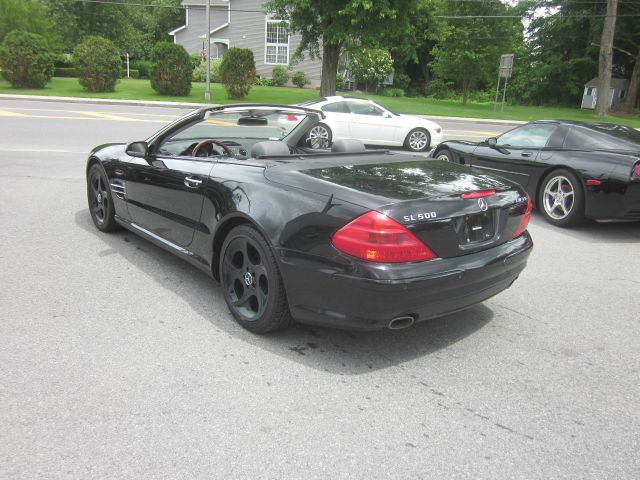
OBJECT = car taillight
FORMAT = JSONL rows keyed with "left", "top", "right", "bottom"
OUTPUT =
{"left": 461, "top": 190, "right": 496, "bottom": 200}
{"left": 286, "top": 114, "right": 298, "bottom": 121}
{"left": 634, "top": 163, "right": 640, "bottom": 178}
{"left": 512, "top": 194, "right": 532, "bottom": 239}
{"left": 331, "top": 211, "right": 438, "bottom": 263}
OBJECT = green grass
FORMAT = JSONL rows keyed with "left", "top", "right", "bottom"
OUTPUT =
{"left": 1, "top": 77, "right": 638, "bottom": 127}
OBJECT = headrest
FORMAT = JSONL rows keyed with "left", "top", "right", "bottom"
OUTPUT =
{"left": 331, "top": 139, "right": 366, "bottom": 153}
{"left": 250, "top": 141, "right": 291, "bottom": 158}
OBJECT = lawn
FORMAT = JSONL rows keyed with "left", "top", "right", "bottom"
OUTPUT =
{"left": 1, "top": 77, "right": 638, "bottom": 127}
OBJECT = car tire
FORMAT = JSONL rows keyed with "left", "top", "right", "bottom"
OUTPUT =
{"left": 220, "top": 225, "right": 293, "bottom": 333}
{"left": 306, "top": 123, "right": 332, "bottom": 149}
{"left": 87, "top": 163, "right": 119, "bottom": 232}
{"left": 434, "top": 148, "right": 454, "bottom": 162}
{"left": 404, "top": 128, "right": 431, "bottom": 152}
{"left": 538, "top": 169, "right": 585, "bottom": 227}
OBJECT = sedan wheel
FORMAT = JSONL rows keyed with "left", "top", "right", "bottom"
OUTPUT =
{"left": 405, "top": 128, "right": 431, "bottom": 152}
{"left": 539, "top": 169, "right": 585, "bottom": 227}
{"left": 307, "top": 123, "right": 332, "bottom": 149}
{"left": 220, "top": 225, "right": 292, "bottom": 333}
{"left": 87, "top": 164, "right": 118, "bottom": 232}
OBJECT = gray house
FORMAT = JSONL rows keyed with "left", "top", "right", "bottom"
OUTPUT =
{"left": 581, "top": 77, "right": 629, "bottom": 109}
{"left": 169, "top": 0, "right": 322, "bottom": 85}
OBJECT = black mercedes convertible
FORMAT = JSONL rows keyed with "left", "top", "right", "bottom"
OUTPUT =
{"left": 86, "top": 104, "right": 532, "bottom": 333}
{"left": 431, "top": 120, "right": 640, "bottom": 227}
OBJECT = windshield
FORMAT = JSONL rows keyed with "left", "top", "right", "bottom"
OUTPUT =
{"left": 156, "top": 108, "right": 314, "bottom": 158}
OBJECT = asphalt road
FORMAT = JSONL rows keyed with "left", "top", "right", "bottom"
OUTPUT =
{"left": 1, "top": 99, "right": 639, "bottom": 479}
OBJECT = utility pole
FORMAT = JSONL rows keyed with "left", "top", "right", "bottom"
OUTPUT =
{"left": 205, "top": 0, "right": 211, "bottom": 102}
{"left": 595, "top": 0, "right": 618, "bottom": 116}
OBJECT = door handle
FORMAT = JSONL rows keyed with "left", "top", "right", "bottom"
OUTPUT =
{"left": 521, "top": 151, "right": 533, "bottom": 157}
{"left": 184, "top": 176, "right": 203, "bottom": 188}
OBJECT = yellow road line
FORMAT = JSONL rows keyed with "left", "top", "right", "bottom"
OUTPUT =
{"left": 5, "top": 107, "right": 180, "bottom": 118}
{"left": 71, "top": 110, "right": 142, "bottom": 122}
{"left": 0, "top": 109, "right": 27, "bottom": 117}
{"left": 1, "top": 113, "right": 167, "bottom": 123}
{"left": 203, "top": 118, "right": 237, "bottom": 126}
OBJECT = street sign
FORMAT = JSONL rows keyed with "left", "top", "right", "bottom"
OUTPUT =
{"left": 499, "top": 54, "right": 514, "bottom": 79}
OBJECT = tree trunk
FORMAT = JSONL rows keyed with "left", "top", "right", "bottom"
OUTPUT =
{"left": 320, "top": 41, "right": 341, "bottom": 97}
{"left": 623, "top": 51, "right": 640, "bottom": 111}
{"left": 462, "top": 76, "right": 471, "bottom": 105}
{"left": 595, "top": 0, "right": 618, "bottom": 116}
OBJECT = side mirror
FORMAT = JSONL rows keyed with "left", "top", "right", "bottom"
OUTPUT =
{"left": 383, "top": 112, "right": 393, "bottom": 119}
{"left": 126, "top": 141, "right": 149, "bottom": 158}
{"left": 486, "top": 137, "right": 497, "bottom": 147}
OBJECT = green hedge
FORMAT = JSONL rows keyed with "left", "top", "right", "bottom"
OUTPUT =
{"left": 150, "top": 42, "right": 192, "bottom": 96}
{"left": 0, "top": 30, "right": 54, "bottom": 89}
{"left": 54, "top": 67, "right": 76, "bottom": 77}
{"left": 73, "top": 36, "right": 122, "bottom": 92}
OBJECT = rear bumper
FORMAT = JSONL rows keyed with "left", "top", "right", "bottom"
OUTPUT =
{"left": 278, "top": 232, "right": 533, "bottom": 331}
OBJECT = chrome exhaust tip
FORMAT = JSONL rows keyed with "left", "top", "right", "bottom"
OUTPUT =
{"left": 388, "top": 315, "right": 415, "bottom": 330}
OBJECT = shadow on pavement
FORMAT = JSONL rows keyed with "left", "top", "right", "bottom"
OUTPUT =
{"left": 529, "top": 212, "right": 640, "bottom": 243}
{"left": 76, "top": 209, "right": 493, "bottom": 374}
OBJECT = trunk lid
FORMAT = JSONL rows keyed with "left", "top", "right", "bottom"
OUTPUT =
{"left": 265, "top": 155, "right": 529, "bottom": 257}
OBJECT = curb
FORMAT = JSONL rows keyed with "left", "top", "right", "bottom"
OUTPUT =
{"left": 0, "top": 93, "right": 524, "bottom": 125}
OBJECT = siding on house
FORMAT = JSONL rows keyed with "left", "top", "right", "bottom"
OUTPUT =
{"left": 170, "top": 0, "right": 322, "bottom": 85}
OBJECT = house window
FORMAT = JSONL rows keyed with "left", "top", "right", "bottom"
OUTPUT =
{"left": 265, "top": 17, "right": 289, "bottom": 65}
{"left": 586, "top": 87, "right": 594, "bottom": 96}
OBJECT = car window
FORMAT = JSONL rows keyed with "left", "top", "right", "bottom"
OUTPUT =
{"left": 321, "top": 101, "right": 349, "bottom": 113}
{"left": 156, "top": 110, "right": 309, "bottom": 157}
{"left": 497, "top": 124, "right": 557, "bottom": 148}
{"left": 349, "top": 101, "right": 384, "bottom": 116}
{"left": 565, "top": 125, "right": 640, "bottom": 150}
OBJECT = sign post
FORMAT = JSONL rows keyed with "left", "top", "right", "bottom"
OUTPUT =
{"left": 494, "top": 54, "right": 514, "bottom": 112}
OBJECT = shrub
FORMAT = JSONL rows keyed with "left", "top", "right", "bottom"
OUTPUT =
{"left": 336, "top": 73, "right": 346, "bottom": 91}
{"left": 254, "top": 77, "right": 272, "bottom": 87}
{"left": 193, "top": 58, "right": 223, "bottom": 83}
{"left": 150, "top": 42, "right": 192, "bottom": 96}
{"left": 190, "top": 52, "right": 202, "bottom": 70}
{"left": 130, "top": 60, "right": 152, "bottom": 79}
{"left": 424, "top": 79, "right": 454, "bottom": 99}
{"left": 73, "top": 36, "right": 122, "bottom": 92}
{"left": 0, "top": 30, "right": 54, "bottom": 89}
{"left": 271, "top": 65, "right": 289, "bottom": 86}
{"left": 292, "top": 71, "right": 310, "bottom": 89}
{"left": 54, "top": 53, "right": 74, "bottom": 68}
{"left": 392, "top": 72, "right": 411, "bottom": 91}
{"left": 54, "top": 67, "right": 76, "bottom": 78}
{"left": 382, "top": 87, "right": 405, "bottom": 97}
{"left": 220, "top": 47, "right": 256, "bottom": 99}
{"left": 127, "top": 69, "right": 140, "bottom": 79}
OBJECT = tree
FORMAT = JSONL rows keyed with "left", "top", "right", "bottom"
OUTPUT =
{"left": 266, "top": 0, "right": 418, "bottom": 96}
{"left": 0, "top": 0, "right": 54, "bottom": 45}
{"left": 430, "top": 0, "right": 522, "bottom": 105}
{"left": 41, "top": 0, "right": 183, "bottom": 58}
{"left": 0, "top": 30, "right": 54, "bottom": 88}
{"left": 348, "top": 48, "right": 393, "bottom": 91}
{"left": 74, "top": 36, "right": 122, "bottom": 92}
{"left": 150, "top": 42, "right": 192, "bottom": 96}
{"left": 220, "top": 48, "right": 256, "bottom": 98}
{"left": 595, "top": 0, "right": 619, "bottom": 115}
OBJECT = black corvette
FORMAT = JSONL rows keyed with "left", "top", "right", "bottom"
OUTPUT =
{"left": 86, "top": 104, "right": 532, "bottom": 333}
{"left": 431, "top": 120, "right": 640, "bottom": 227}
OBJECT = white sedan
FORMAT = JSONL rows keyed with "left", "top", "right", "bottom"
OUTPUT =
{"left": 298, "top": 96, "right": 443, "bottom": 152}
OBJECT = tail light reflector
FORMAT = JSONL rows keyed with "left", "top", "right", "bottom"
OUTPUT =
{"left": 286, "top": 114, "right": 298, "bottom": 121}
{"left": 461, "top": 190, "right": 496, "bottom": 200}
{"left": 331, "top": 211, "right": 437, "bottom": 263}
{"left": 512, "top": 194, "right": 532, "bottom": 239}
{"left": 634, "top": 164, "right": 640, "bottom": 177}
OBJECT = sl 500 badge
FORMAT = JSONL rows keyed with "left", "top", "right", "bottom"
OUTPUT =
{"left": 403, "top": 212, "right": 437, "bottom": 222}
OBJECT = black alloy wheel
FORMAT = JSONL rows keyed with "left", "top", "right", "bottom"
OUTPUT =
{"left": 220, "top": 225, "right": 292, "bottom": 333}
{"left": 87, "top": 164, "right": 118, "bottom": 232}
{"left": 538, "top": 168, "right": 585, "bottom": 227}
